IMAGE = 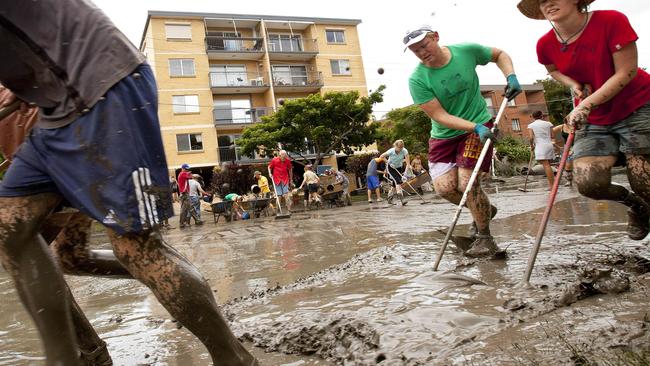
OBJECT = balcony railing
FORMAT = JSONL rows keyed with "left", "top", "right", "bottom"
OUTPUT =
{"left": 267, "top": 37, "right": 318, "bottom": 53}
{"left": 206, "top": 36, "right": 265, "bottom": 53}
{"left": 218, "top": 146, "right": 252, "bottom": 162}
{"left": 272, "top": 71, "right": 323, "bottom": 88}
{"left": 209, "top": 71, "right": 268, "bottom": 88}
{"left": 214, "top": 107, "right": 273, "bottom": 125}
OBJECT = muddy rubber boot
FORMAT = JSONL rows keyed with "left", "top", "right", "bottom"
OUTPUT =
{"left": 465, "top": 234, "right": 500, "bottom": 258}
{"left": 81, "top": 340, "right": 113, "bottom": 366}
{"left": 468, "top": 205, "right": 498, "bottom": 239}
{"left": 399, "top": 193, "right": 407, "bottom": 206}
{"left": 621, "top": 192, "right": 650, "bottom": 240}
{"left": 387, "top": 191, "right": 395, "bottom": 205}
{"left": 563, "top": 170, "right": 573, "bottom": 187}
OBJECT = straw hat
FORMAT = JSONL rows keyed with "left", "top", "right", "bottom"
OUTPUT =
{"left": 517, "top": 0, "right": 594, "bottom": 20}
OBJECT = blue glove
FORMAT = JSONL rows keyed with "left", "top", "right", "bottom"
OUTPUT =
{"left": 474, "top": 124, "right": 496, "bottom": 144}
{"left": 505, "top": 74, "right": 522, "bottom": 101}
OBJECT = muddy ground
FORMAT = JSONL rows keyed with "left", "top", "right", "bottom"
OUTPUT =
{"left": 0, "top": 174, "right": 648, "bottom": 365}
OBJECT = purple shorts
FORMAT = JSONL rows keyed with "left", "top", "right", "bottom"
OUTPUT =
{"left": 428, "top": 122, "right": 494, "bottom": 173}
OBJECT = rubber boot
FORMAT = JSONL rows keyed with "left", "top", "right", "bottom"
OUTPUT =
{"left": 387, "top": 190, "right": 395, "bottom": 205}
{"left": 465, "top": 234, "right": 500, "bottom": 258}
{"left": 81, "top": 340, "right": 113, "bottom": 366}
{"left": 563, "top": 170, "right": 573, "bottom": 187}
{"left": 468, "top": 205, "right": 498, "bottom": 239}
{"left": 619, "top": 192, "right": 650, "bottom": 240}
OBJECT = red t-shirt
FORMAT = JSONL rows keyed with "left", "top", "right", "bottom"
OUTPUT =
{"left": 177, "top": 171, "right": 193, "bottom": 194}
{"left": 537, "top": 10, "right": 650, "bottom": 126}
{"left": 268, "top": 156, "right": 292, "bottom": 185}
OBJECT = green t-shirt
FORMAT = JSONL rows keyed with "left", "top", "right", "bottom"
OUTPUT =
{"left": 224, "top": 193, "right": 240, "bottom": 201}
{"left": 409, "top": 43, "right": 494, "bottom": 139}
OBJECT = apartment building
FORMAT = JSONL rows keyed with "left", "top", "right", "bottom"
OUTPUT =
{"left": 481, "top": 83, "right": 548, "bottom": 140}
{"left": 139, "top": 11, "right": 368, "bottom": 173}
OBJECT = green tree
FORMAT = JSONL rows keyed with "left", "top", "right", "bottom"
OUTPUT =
{"left": 238, "top": 86, "right": 385, "bottom": 167}
{"left": 377, "top": 105, "right": 431, "bottom": 154}
{"left": 537, "top": 77, "right": 572, "bottom": 125}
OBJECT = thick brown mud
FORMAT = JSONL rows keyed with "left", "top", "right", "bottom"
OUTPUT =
{"left": 0, "top": 174, "right": 648, "bottom": 365}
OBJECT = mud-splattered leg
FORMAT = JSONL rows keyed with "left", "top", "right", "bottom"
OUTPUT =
{"left": 458, "top": 168, "right": 492, "bottom": 235}
{"left": 47, "top": 212, "right": 131, "bottom": 278}
{"left": 575, "top": 155, "right": 649, "bottom": 239}
{"left": 432, "top": 167, "right": 462, "bottom": 205}
{"left": 626, "top": 154, "right": 650, "bottom": 204}
{"left": 108, "top": 229, "right": 258, "bottom": 366}
{"left": 0, "top": 193, "right": 82, "bottom": 366}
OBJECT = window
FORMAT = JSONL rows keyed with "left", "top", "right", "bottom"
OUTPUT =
{"left": 483, "top": 96, "right": 496, "bottom": 116}
{"left": 272, "top": 65, "right": 308, "bottom": 86}
{"left": 268, "top": 34, "right": 303, "bottom": 52}
{"left": 165, "top": 24, "right": 192, "bottom": 40}
{"left": 209, "top": 65, "right": 247, "bottom": 87}
{"left": 214, "top": 99, "right": 252, "bottom": 124}
{"left": 508, "top": 98, "right": 516, "bottom": 107}
{"left": 511, "top": 119, "right": 521, "bottom": 132}
{"left": 172, "top": 95, "right": 199, "bottom": 114}
{"left": 208, "top": 31, "right": 242, "bottom": 51}
{"left": 330, "top": 59, "right": 351, "bottom": 75}
{"left": 176, "top": 133, "right": 203, "bottom": 152}
{"left": 168, "top": 59, "right": 195, "bottom": 77}
{"left": 326, "top": 30, "right": 345, "bottom": 44}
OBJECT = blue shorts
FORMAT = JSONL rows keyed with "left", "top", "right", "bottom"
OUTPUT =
{"left": 573, "top": 103, "right": 650, "bottom": 159}
{"left": 0, "top": 64, "right": 173, "bottom": 234}
{"left": 367, "top": 175, "right": 381, "bottom": 190}
{"left": 274, "top": 182, "right": 290, "bottom": 195}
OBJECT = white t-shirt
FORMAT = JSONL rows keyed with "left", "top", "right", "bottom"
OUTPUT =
{"left": 188, "top": 179, "right": 202, "bottom": 197}
{"left": 527, "top": 119, "right": 554, "bottom": 145}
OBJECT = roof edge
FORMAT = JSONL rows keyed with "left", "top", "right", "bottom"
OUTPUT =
{"left": 147, "top": 10, "right": 362, "bottom": 25}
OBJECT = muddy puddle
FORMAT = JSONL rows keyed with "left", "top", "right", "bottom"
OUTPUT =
{"left": 0, "top": 177, "right": 648, "bottom": 365}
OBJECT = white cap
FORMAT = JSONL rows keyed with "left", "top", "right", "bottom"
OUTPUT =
{"left": 403, "top": 26, "right": 434, "bottom": 51}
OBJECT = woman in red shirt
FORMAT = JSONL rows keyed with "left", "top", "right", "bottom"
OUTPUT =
{"left": 518, "top": 0, "right": 650, "bottom": 240}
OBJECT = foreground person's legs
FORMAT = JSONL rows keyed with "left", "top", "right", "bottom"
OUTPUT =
{"left": 0, "top": 193, "right": 82, "bottom": 366}
{"left": 108, "top": 229, "right": 258, "bottom": 365}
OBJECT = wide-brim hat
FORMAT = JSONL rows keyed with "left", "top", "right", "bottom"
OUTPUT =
{"left": 517, "top": 0, "right": 594, "bottom": 20}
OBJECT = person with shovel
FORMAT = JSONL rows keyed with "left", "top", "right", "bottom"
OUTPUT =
{"left": 380, "top": 139, "right": 411, "bottom": 205}
{"left": 518, "top": 0, "right": 650, "bottom": 240}
{"left": 268, "top": 149, "right": 294, "bottom": 216}
{"left": 405, "top": 25, "right": 521, "bottom": 257}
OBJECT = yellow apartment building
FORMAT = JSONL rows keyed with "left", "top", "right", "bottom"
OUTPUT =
{"left": 139, "top": 11, "right": 368, "bottom": 174}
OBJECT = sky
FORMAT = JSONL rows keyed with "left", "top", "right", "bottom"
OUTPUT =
{"left": 93, "top": 0, "right": 650, "bottom": 118}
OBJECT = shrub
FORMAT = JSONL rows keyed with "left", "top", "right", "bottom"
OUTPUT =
{"left": 495, "top": 136, "right": 531, "bottom": 163}
{"left": 210, "top": 163, "right": 257, "bottom": 197}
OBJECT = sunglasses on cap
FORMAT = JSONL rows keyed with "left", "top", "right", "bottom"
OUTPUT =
{"left": 402, "top": 27, "right": 434, "bottom": 45}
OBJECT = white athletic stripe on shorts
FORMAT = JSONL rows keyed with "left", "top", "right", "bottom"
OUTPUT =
{"left": 143, "top": 168, "right": 160, "bottom": 224}
{"left": 137, "top": 169, "right": 155, "bottom": 226}
{"left": 428, "top": 162, "right": 457, "bottom": 180}
{"left": 131, "top": 168, "right": 160, "bottom": 228}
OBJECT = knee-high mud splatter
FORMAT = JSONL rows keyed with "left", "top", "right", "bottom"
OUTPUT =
{"left": 0, "top": 174, "right": 648, "bottom": 365}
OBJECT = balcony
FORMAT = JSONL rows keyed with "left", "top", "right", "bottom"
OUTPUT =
{"left": 272, "top": 71, "right": 323, "bottom": 92}
{"left": 209, "top": 71, "right": 269, "bottom": 94}
{"left": 206, "top": 36, "right": 265, "bottom": 60}
{"left": 218, "top": 146, "right": 253, "bottom": 162}
{"left": 267, "top": 38, "right": 319, "bottom": 61}
{"left": 214, "top": 107, "right": 273, "bottom": 128}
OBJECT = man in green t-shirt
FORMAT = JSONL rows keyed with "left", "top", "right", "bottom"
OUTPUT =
{"left": 405, "top": 26, "right": 522, "bottom": 257}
